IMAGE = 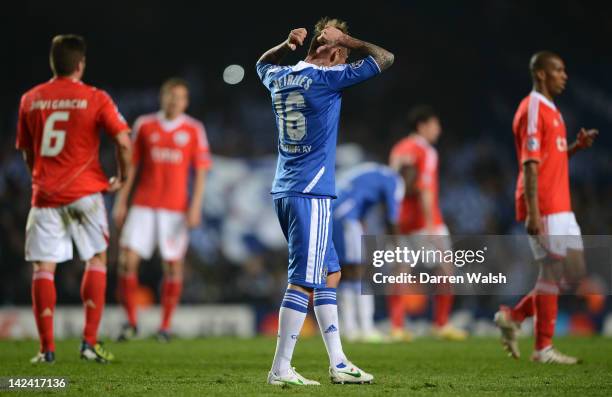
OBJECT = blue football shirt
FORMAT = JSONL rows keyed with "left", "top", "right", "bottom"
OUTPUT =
{"left": 333, "top": 162, "right": 404, "bottom": 223}
{"left": 257, "top": 56, "right": 380, "bottom": 198}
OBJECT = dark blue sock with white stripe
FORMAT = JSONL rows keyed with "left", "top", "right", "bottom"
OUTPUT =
{"left": 271, "top": 289, "right": 309, "bottom": 376}
{"left": 314, "top": 288, "right": 347, "bottom": 367}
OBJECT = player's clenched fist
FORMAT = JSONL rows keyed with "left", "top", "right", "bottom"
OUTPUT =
{"left": 286, "top": 28, "right": 307, "bottom": 51}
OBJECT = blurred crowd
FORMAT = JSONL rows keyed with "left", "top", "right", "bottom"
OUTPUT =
{"left": 2, "top": 1, "right": 611, "bottom": 334}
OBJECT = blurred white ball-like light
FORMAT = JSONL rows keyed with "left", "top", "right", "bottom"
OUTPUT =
{"left": 223, "top": 64, "right": 245, "bottom": 85}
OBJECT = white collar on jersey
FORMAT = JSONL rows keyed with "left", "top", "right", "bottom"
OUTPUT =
{"left": 292, "top": 61, "right": 346, "bottom": 72}
{"left": 412, "top": 133, "right": 432, "bottom": 148}
{"left": 530, "top": 91, "right": 557, "bottom": 110}
{"left": 156, "top": 111, "right": 185, "bottom": 131}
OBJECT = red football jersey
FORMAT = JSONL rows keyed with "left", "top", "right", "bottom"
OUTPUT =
{"left": 131, "top": 112, "right": 212, "bottom": 211}
{"left": 513, "top": 91, "right": 571, "bottom": 220}
{"left": 16, "top": 77, "right": 129, "bottom": 207}
{"left": 390, "top": 134, "right": 444, "bottom": 233}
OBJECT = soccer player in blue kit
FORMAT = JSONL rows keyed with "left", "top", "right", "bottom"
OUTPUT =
{"left": 333, "top": 163, "right": 404, "bottom": 342}
{"left": 256, "top": 18, "right": 394, "bottom": 385}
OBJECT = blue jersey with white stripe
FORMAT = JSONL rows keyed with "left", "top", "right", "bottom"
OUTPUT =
{"left": 257, "top": 56, "right": 380, "bottom": 198}
{"left": 333, "top": 163, "right": 404, "bottom": 223}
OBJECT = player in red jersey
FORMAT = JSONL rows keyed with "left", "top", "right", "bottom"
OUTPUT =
{"left": 388, "top": 106, "right": 467, "bottom": 342}
{"left": 16, "top": 35, "right": 132, "bottom": 363}
{"left": 494, "top": 51, "right": 597, "bottom": 364}
{"left": 113, "top": 78, "right": 211, "bottom": 342}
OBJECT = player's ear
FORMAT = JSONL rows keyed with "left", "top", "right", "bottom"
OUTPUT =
{"left": 77, "top": 57, "right": 86, "bottom": 75}
{"left": 536, "top": 69, "right": 546, "bottom": 83}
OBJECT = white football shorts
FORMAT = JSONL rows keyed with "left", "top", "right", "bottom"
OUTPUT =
{"left": 120, "top": 205, "right": 188, "bottom": 261}
{"left": 25, "top": 193, "right": 109, "bottom": 263}
{"left": 528, "top": 211, "right": 583, "bottom": 260}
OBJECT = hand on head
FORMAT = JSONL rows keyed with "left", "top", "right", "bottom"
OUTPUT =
{"left": 316, "top": 26, "right": 345, "bottom": 54}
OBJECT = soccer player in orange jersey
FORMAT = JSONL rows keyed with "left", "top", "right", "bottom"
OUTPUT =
{"left": 113, "top": 78, "right": 211, "bottom": 342}
{"left": 494, "top": 52, "right": 597, "bottom": 364}
{"left": 16, "top": 35, "right": 132, "bottom": 363}
{"left": 388, "top": 106, "right": 467, "bottom": 342}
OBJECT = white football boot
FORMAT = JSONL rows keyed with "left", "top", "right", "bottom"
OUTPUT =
{"left": 494, "top": 306, "right": 521, "bottom": 359}
{"left": 267, "top": 367, "right": 320, "bottom": 386}
{"left": 531, "top": 347, "right": 581, "bottom": 365}
{"left": 329, "top": 361, "right": 374, "bottom": 384}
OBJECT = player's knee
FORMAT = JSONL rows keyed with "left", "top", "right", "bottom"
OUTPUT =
{"left": 326, "top": 270, "right": 342, "bottom": 288}
{"left": 119, "top": 249, "right": 141, "bottom": 275}
{"left": 163, "top": 260, "right": 183, "bottom": 278}
{"left": 87, "top": 252, "right": 107, "bottom": 268}
{"left": 539, "top": 260, "right": 564, "bottom": 282}
{"left": 288, "top": 283, "right": 313, "bottom": 295}
{"left": 33, "top": 261, "right": 56, "bottom": 273}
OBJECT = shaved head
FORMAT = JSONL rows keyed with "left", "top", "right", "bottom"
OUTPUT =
{"left": 530, "top": 51, "right": 561, "bottom": 82}
{"left": 529, "top": 51, "right": 567, "bottom": 98}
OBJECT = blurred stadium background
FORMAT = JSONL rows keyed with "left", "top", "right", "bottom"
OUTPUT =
{"left": 1, "top": 0, "right": 611, "bottom": 340}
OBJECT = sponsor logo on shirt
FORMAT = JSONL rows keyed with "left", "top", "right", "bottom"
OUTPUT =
{"left": 350, "top": 59, "right": 365, "bottom": 69}
{"left": 556, "top": 137, "right": 567, "bottom": 152}
{"left": 173, "top": 131, "right": 190, "bottom": 147}
{"left": 151, "top": 147, "right": 183, "bottom": 163}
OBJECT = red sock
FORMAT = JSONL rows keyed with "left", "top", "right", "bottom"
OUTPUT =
{"left": 388, "top": 295, "right": 405, "bottom": 330}
{"left": 32, "top": 271, "right": 56, "bottom": 353}
{"left": 534, "top": 281, "right": 559, "bottom": 351}
{"left": 160, "top": 277, "right": 183, "bottom": 331}
{"left": 434, "top": 294, "right": 454, "bottom": 327}
{"left": 510, "top": 293, "right": 535, "bottom": 323}
{"left": 119, "top": 274, "right": 138, "bottom": 327}
{"left": 81, "top": 264, "right": 107, "bottom": 346}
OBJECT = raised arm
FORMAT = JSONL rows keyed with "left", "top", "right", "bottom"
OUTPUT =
{"left": 317, "top": 27, "right": 394, "bottom": 71}
{"left": 258, "top": 28, "right": 307, "bottom": 65}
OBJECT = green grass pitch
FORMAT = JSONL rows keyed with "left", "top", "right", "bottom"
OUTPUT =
{"left": 1, "top": 336, "right": 611, "bottom": 396}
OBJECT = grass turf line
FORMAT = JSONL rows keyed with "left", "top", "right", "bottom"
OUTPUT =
{"left": 1, "top": 337, "right": 611, "bottom": 396}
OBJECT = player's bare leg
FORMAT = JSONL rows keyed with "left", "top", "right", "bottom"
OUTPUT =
{"left": 117, "top": 248, "right": 141, "bottom": 341}
{"left": 157, "top": 259, "right": 184, "bottom": 342}
{"left": 30, "top": 261, "right": 57, "bottom": 363}
{"left": 563, "top": 248, "right": 587, "bottom": 291}
{"left": 80, "top": 251, "right": 114, "bottom": 363}
{"left": 432, "top": 262, "right": 467, "bottom": 341}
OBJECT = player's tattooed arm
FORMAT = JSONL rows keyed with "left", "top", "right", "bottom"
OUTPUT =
{"left": 317, "top": 27, "right": 395, "bottom": 71}
{"left": 258, "top": 28, "right": 307, "bottom": 65}
{"left": 523, "top": 161, "right": 542, "bottom": 235}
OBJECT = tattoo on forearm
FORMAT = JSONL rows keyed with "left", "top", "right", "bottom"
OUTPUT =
{"left": 342, "top": 36, "right": 394, "bottom": 71}
{"left": 361, "top": 42, "right": 394, "bottom": 71}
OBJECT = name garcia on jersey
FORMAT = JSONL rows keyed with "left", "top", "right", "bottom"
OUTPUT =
{"left": 30, "top": 99, "right": 88, "bottom": 110}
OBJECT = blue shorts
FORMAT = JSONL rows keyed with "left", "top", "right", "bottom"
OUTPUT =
{"left": 332, "top": 217, "right": 364, "bottom": 266}
{"left": 274, "top": 196, "right": 340, "bottom": 289}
